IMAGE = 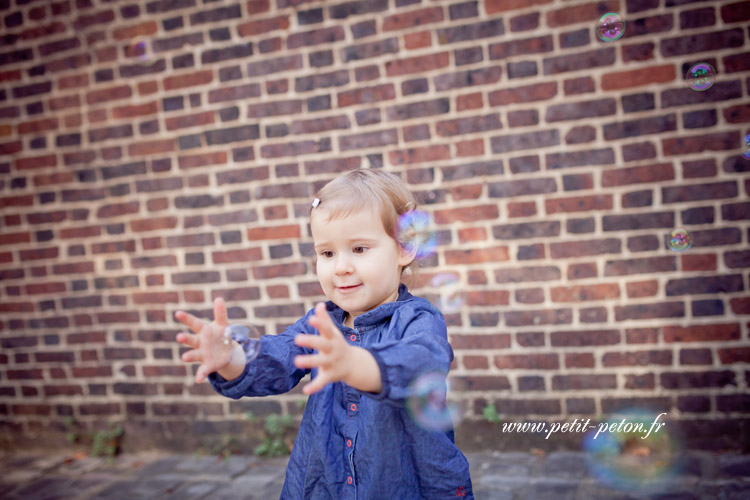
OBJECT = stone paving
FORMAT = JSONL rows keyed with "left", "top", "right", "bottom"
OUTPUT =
{"left": 1, "top": 449, "right": 749, "bottom": 499}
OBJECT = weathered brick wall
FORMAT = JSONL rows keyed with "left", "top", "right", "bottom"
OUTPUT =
{"left": 1, "top": 0, "right": 748, "bottom": 453}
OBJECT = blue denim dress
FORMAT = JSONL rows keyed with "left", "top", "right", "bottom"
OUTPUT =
{"left": 209, "top": 284, "right": 474, "bottom": 499}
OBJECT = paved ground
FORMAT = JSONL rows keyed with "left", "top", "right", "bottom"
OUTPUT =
{"left": 1, "top": 449, "right": 749, "bottom": 499}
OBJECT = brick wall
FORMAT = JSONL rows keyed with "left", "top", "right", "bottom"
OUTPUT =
{"left": 1, "top": 0, "right": 749, "bottom": 453}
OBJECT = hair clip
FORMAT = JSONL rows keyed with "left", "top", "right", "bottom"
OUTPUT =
{"left": 312, "top": 198, "right": 321, "bottom": 208}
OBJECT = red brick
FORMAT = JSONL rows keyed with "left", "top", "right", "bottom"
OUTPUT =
{"left": 444, "top": 246, "right": 510, "bottom": 264}
{"left": 547, "top": 1, "right": 619, "bottom": 26}
{"left": 337, "top": 84, "right": 395, "bottom": 107}
{"left": 247, "top": 224, "right": 301, "bottom": 240}
{"left": 507, "top": 201, "right": 537, "bottom": 218}
{"left": 385, "top": 52, "right": 450, "bottom": 77}
{"left": 457, "top": 227, "right": 487, "bottom": 243}
{"left": 389, "top": 145, "right": 450, "bottom": 165}
{"left": 434, "top": 204, "right": 499, "bottom": 224}
{"left": 663, "top": 323, "right": 740, "bottom": 342}
{"left": 238, "top": 15, "right": 289, "bottom": 36}
{"left": 488, "top": 82, "right": 556, "bottom": 105}
{"left": 164, "top": 70, "right": 213, "bottom": 91}
{"left": 404, "top": 30, "right": 431, "bottom": 50}
{"left": 626, "top": 280, "right": 659, "bottom": 298}
{"left": 602, "top": 162, "right": 674, "bottom": 187}
{"left": 545, "top": 194, "right": 613, "bottom": 214}
{"left": 550, "top": 284, "right": 620, "bottom": 302}
{"left": 601, "top": 64, "right": 676, "bottom": 91}
{"left": 495, "top": 353, "right": 559, "bottom": 370}
{"left": 486, "top": 0, "right": 552, "bottom": 14}
{"left": 682, "top": 253, "right": 717, "bottom": 272}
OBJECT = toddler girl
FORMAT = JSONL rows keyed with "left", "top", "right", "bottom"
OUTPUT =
{"left": 175, "top": 169, "right": 474, "bottom": 499}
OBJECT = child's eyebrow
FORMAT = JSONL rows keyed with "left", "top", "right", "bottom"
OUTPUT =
{"left": 313, "top": 237, "right": 379, "bottom": 249}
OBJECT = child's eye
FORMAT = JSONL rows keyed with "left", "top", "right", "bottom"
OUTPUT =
{"left": 320, "top": 250, "right": 334, "bottom": 258}
{"left": 352, "top": 246, "right": 367, "bottom": 254}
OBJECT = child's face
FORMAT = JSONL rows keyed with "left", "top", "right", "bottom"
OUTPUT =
{"left": 311, "top": 207, "right": 413, "bottom": 326}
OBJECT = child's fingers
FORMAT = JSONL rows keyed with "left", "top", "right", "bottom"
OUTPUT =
{"left": 294, "top": 353, "right": 326, "bottom": 369}
{"left": 176, "top": 332, "right": 199, "bottom": 348}
{"left": 294, "top": 333, "right": 331, "bottom": 352}
{"left": 174, "top": 310, "right": 206, "bottom": 335}
{"left": 310, "top": 303, "right": 339, "bottom": 340}
{"left": 181, "top": 349, "right": 202, "bottom": 363}
{"left": 213, "top": 297, "right": 228, "bottom": 327}
{"left": 303, "top": 372, "right": 330, "bottom": 395}
{"left": 195, "top": 364, "right": 210, "bottom": 384}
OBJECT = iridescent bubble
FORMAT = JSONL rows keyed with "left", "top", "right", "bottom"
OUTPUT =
{"left": 583, "top": 409, "right": 683, "bottom": 493}
{"left": 223, "top": 322, "right": 261, "bottom": 362}
{"left": 126, "top": 37, "right": 154, "bottom": 66}
{"left": 666, "top": 228, "right": 693, "bottom": 252}
{"left": 397, "top": 210, "right": 438, "bottom": 259}
{"left": 596, "top": 13, "right": 625, "bottom": 42}
{"left": 430, "top": 273, "right": 463, "bottom": 314}
{"left": 743, "top": 133, "right": 750, "bottom": 160}
{"left": 686, "top": 62, "right": 716, "bottom": 91}
{"left": 406, "top": 372, "right": 460, "bottom": 432}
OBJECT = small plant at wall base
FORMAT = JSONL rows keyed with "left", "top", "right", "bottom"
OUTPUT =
{"left": 91, "top": 423, "right": 124, "bottom": 459}
{"left": 251, "top": 413, "right": 296, "bottom": 457}
{"left": 483, "top": 403, "right": 502, "bottom": 424}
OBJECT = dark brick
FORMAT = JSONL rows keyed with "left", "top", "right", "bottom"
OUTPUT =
{"left": 622, "top": 92, "right": 655, "bottom": 113}
{"left": 329, "top": 0, "right": 389, "bottom": 19}
{"left": 543, "top": 47, "right": 615, "bottom": 75}
{"left": 490, "top": 129, "right": 559, "bottom": 153}
{"left": 721, "top": 1, "right": 750, "bottom": 23}
{"left": 661, "top": 28, "right": 744, "bottom": 57}
{"left": 627, "top": 0, "right": 660, "bottom": 13}
{"left": 662, "top": 181, "right": 738, "bottom": 203}
{"left": 680, "top": 207, "right": 714, "bottom": 224}
{"left": 493, "top": 221, "right": 560, "bottom": 240}
{"left": 683, "top": 109, "right": 717, "bottom": 129}
{"left": 507, "top": 61, "right": 537, "bottom": 79}
{"left": 341, "top": 37, "right": 399, "bottom": 62}
{"left": 546, "top": 149, "right": 614, "bottom": 169}
{"left": 627, "top": 235, "right": 659, "bottom": 252}
{"left": 662, "top": 81, "right": 743, "bottom": 108}
{"left": 661, "top": 370, "right": 735, "bottom": 389}
{"left": 437, "top": 19, "right": 505, "bottom": 44}
{"left": 622, "top": 142, "right": 657, "bottom": 162}
{"left": 434, "top": 66, "right": 503, "bottom": 91}
{"left": 692, "top": 299, "right": 724, "bottom": 317}
{"left": 666, "top": 274, "right": 744, "bottom": 296}
{"left": 546, "top": 98, "right": 615, "bottom": 122}
{"left": 603, "top": 212, "right": 674, "bottom": 231}
{"left": 622, "top": 41, "right": 655, "bottom": 62}
{"left": 559, "top": 28, "right": 589, "bottom": 48}
{"left": 603, "top": 114, "right": 677, "bottom": 140}
{"left": 680, "top": 7, "right": 716, "bottom": 29}
{"left": 622, "top": 190, "right": 653, "bottom": 208}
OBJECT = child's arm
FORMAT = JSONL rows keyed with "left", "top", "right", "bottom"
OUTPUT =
{"left": 293, "top": 302, "right": 383, "bottom": 395}
{"left": 176, "top": 297, "right": 313, "bottom": 397}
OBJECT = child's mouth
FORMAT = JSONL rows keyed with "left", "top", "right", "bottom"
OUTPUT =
{"left": 337, "top": 284, "right": 362, "bottom": 293}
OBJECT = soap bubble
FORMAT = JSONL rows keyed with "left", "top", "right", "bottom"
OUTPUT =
{"left": 596, "top": 13, "right": 625, "bottom": 42}
{"left": 397, "top": 210, "right": 438, "bottom": 259}
{"left": 406, "top": 372, "right": 461, "bottom": 432}
{"left": 666, "top": 228, "right": 693, "bottom": 252}
{"left": 223, "top": 323, "right": 261, "bottom": 362}
{"left": 431, "top": 273, "right": 463, "bottom": 314}
{"left": 126, "top": 37, "right": 154, "bottom": 66}
{"left": 743, "top": 133, "right": 750, "bottom": 160}
{"left": 583, "top": 409, "right": 683, "bottom": 493}
{"left": 686, "top": 63, "right": 716, "bottom": 92}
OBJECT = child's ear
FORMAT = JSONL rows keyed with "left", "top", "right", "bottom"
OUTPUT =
{"left": 398, "top": 242, "right": 418, "bottom": 267}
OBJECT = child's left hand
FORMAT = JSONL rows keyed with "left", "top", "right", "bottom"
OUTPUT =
{"left": 293, "top": 303, "right": 353, "bottom": 395}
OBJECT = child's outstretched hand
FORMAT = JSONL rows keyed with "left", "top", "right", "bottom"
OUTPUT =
{"left": 294, "top": 303, "right": 382, "bottom": 395}
{"left": 175, "top": 297, "right": 243, "bottom": 384}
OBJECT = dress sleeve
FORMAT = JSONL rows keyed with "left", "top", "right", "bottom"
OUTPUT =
{"left": 361, "top": 304, "right": 453, "bottom": 407}
{"left": 208, "top": 310, "right": 315, "bottom": 400}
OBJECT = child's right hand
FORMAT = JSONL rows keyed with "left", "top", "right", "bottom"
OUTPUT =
{"left": 175, "top": 297, "right": 244, "bottom": 383}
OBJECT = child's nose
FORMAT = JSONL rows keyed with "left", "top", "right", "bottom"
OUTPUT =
{"left": 335, "top": 255, "right": 353, "bottom": 274}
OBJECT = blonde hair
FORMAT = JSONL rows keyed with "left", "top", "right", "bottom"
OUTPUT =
{"left": 311, "top": 168, "right": 419, "bottom": 279}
